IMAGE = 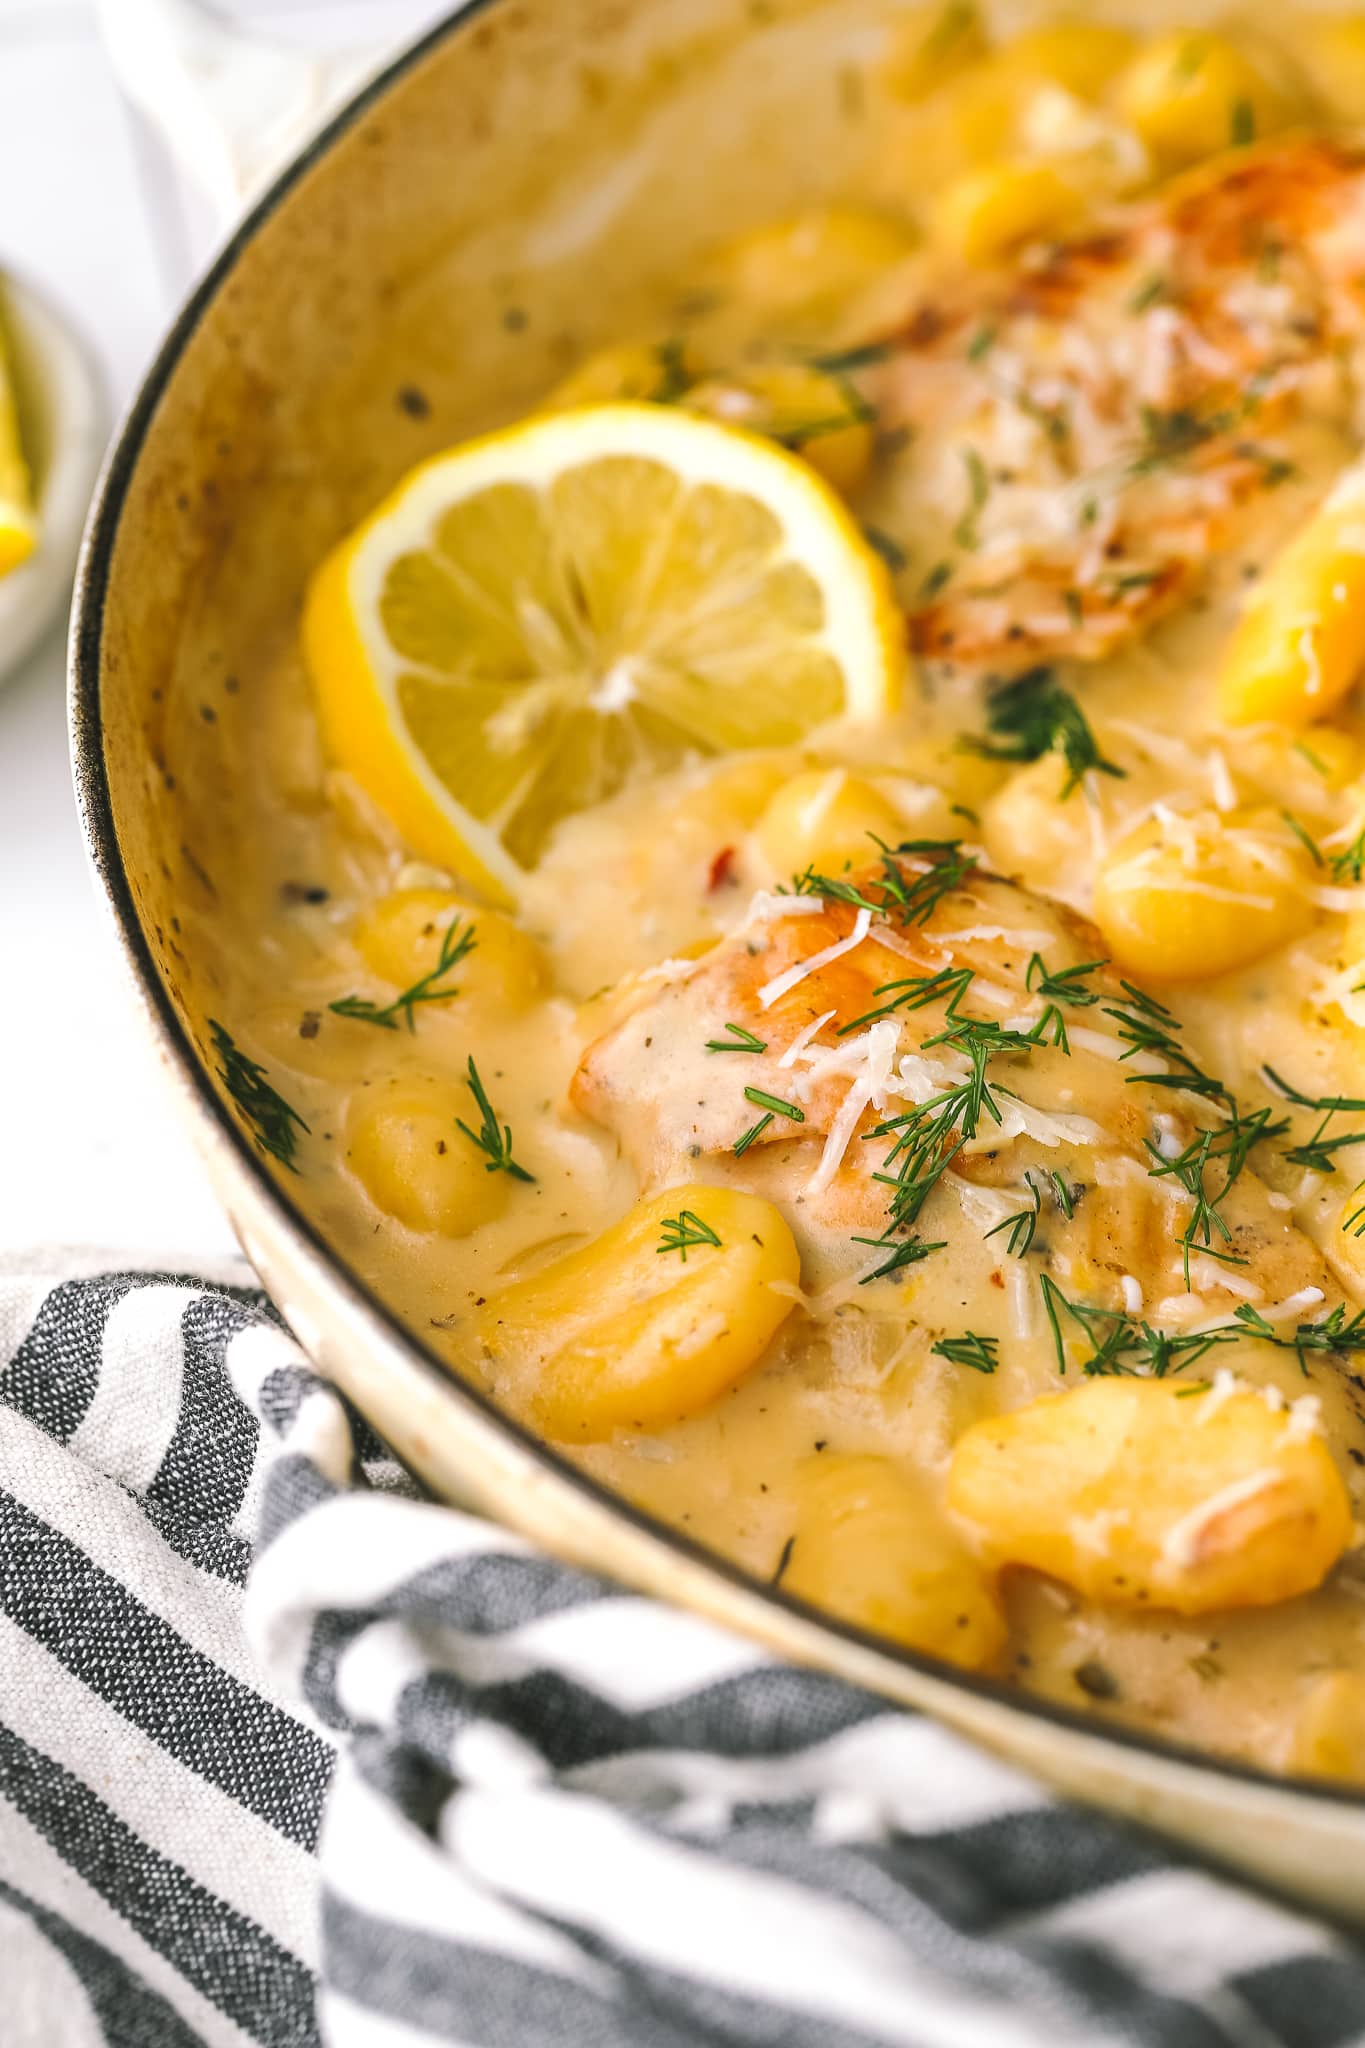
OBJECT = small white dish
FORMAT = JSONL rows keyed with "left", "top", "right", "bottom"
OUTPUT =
{"left": 0, "top": 273, "right": 106, "bottom": 688}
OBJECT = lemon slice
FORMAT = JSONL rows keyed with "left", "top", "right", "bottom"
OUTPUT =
{"left": 0, "top": 312, "right": 36, "bottom": 578}
{"left": 303, "top": 403, "right": 901, "bottom": 900}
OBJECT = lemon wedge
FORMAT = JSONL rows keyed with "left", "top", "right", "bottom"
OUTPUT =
{"left": 0, "top": 312, "right": 36, "bottom": 578}
{"left": 302, "top": 403, "right": 901, "bottom": 900}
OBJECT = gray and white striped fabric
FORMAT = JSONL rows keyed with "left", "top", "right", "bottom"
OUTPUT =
{"left": 4, "top": 1256, "right": 1365, "bottom": 2048}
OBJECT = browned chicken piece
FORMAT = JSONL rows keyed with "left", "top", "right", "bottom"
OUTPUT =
{"left": 572, "top": 851, "right": 1339, "bottom": 1329}
{"left": 861, "top": 139, "right": 1365, "bottom": 673}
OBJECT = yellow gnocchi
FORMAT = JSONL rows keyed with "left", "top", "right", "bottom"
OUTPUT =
{"left": 346, "top": 1076, "right": 510, "bottom": 1237}
{"left": 754, "top": 768, "right": 906, "bottom": 879}
{"left": 1092, "top": 806, "right": 1315, "bottom": 981}
{"left": 933, "top": 158, "right": 1084, "bottom": 262}
{"left": 1218, "top": 468, "right": 1365, "bottom": 727}
{"left": 480, "top": 1186, "right": 800, "bottom": 1441}
{"left": 1114, "top": 30, "right": 1292, "bottom": 168}
{"left": 948, "top": 1378, "right": 1353, "bottom": 1616}
{"left": 355, "top": 888, "right": 545, "bottom": 1010}
{"left": 685, "top": 363, "right": 875, "bottom": 496}
{"left": 782, "top": 1454, "right": 1006, "bottom": 1670}
{"left": 710, "top": 206, "right": 918, "bottom": 323}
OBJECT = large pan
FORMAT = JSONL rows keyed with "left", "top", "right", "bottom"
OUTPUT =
{"left": 68, "top": 0, "right": 1365, "bottom": 1915}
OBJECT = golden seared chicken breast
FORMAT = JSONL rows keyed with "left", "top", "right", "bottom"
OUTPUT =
{"left": 573, "top": 848, "right": 1357, "bottom": 1361}
{"left": 861, "top": 139, "right": 1365, "bottom": 672}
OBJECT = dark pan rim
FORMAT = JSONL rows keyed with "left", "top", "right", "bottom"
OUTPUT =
{"left": 66, "top": 0, "right": 1365, "bottom": 1825}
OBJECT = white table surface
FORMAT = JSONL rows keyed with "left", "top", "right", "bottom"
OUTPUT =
{"left": 0, "top": 0, "right": 442, "bottom": 1262}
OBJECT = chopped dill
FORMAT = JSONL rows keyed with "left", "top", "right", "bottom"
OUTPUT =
{"left": 1233, "top": 1300, "right": 1365, "bottom": 1374}
{"left": 919, "top": 558, "right": 954, "bottom": 601}
{"left": 966, "top": 323, "right": 997, "bottom": 363}
{"left": 985, "top": 1177, "right": 1042, "bottom": 1257}
{"left": 931, "top": 1331, "right": 999, "bottom": 1373}
{"left": 837, "top": 962, "right": 975, "bottom": 1035}
{"left": 1280, "top": 810, "right": 1324, "bottom": 867}
{"left": 1026, "top": 953, "right": 1106, "bottom": 1008}
{"left": 1129, "top": 273, "right": 1168, "bottom": 312}
{"left": 1330, "top": 828, "right": 1365, "bottom": 885}
{"left": 656, "top": 1210, "right": 723, "bottom": 1261}
{"left": 852, "top": 1232, "right": 949, "bottom": 1281}
{"left": 651, "top": 337, "right": 693, "bottom": 403}
{"left": 1230, "top": 96, "right": 1256, "bottom": 146}
{"left": 329, "top": 914, "right": 477, "bottom": 1031}
{"left": 810, "top": 338, "right": 895, "bottom": 374}
{"left": 863, "top": 524, "right": 908, "bottom": 571}
{"left": 706, "top": 1022, "right": 767, "bottom": 1054}
{"left": 455, "top": 1057, "right": 535, "bottom": 1182}
{"left": 733, "top": 1114, "right": 773, "bottom": 1157}
{"left": 743, "top": 1086, "right": 805, "bottom": 1123}
{"left": 793, "top": 837, "right": 978, "bottom": 928}
{"left": 1264, "top": 1067, "right": 1365, "bottom": 1174}
{"left": 966, "top": 667, "right": 1125, "bottom": 798}
{"left": 210, "top": 1020, "right": 309, "bottom": 1173}
{"left": 953, "top": 446, "right": 991, "bottom": 551}
{"left": 1039, "top": 1275, "right": 1242, "bottom": 1379}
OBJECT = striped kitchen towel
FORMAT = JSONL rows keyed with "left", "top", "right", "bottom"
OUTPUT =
{"left": 3, "top": 1257, "right": 1365, "bottom": 2048}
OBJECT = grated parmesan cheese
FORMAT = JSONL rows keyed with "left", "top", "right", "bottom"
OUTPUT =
{"left": 1161, "top": 1470, "right": 1284, "bottom": 1572}
{"left": 758, "top": 907, "right": 872, "bottom": 1010}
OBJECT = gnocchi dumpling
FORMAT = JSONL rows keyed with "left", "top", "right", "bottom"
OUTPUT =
{"left": 346, "top": 1075, "right": 510, "bottom": 1237}
{"left": 781, "top": 1453, "right": 1006, "bottom": 1671}
{"left": 1218, "top": 465, "right": 1365, "bottom": 727}
{"left": 480, "top": 1185, "right": 800, "bottom": 1440}
{"left": 1092, "top": 805, "right": 1315, "bottom": 980}
{"left": 1114, "top": 30, "right": 1293, "bottom": 167}
{"left": 355, "top": 887, "right": 545, "bottom": 1010}
{"left": 754, "top": 768, "right": 908, "bottom": 879}
{"left": 948, "top": 1378, "right": 1353, "bottom": 1616}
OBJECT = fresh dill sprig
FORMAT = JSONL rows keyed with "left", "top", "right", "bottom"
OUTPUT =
{"left": 1330, "top": 828, "right": 1365, "bottom": 885}
{"left": 809, "top": 338, "right": 895, "bottom": 373}
{"left": 793, "top": 838, "right": 979, "bottom": 929}
{"left": 984, "top": 1169, "right": 1075, "bottom": 1258}
{"left": 1264, "top": 1067, "right": 1365, "bottom": 1174}
{"left": 953, "top": 446, "right": 991, "bottom": 550}
{"left": 1026, "top": 953, "right": 1107, "bottom": 1007}
{"left": 1145, "top": 1125, "right": 1248, "bottom": 1288}
{"left": 863, "top": 524, "right": 908, "bottom": 572}
{"left": 985, "top": 1177, "right": 1042, "bottom": 1257}
{"left": 1280, "top": 810, "right": 1324, "bottom": 867}
{"left": 1233, "top": 1300, "right": 1365, "bottom": 1374}
{"left": 966, "top": 668, "right": 1126, "bottom": 798}
{"left": 837, "top": 963, "right": 975, "bottom": 1035}
{"left": 455, "top": 1057, "right": 535, "bottom": 1182}
{"left": 329, "top": 915, "right": 477, "bottom": 1032}
{"left": 743, "top": 1086, "right": 805, "bottom": 1123}
{"left": 1039, "top": 1275, "right": 1241, "bottom": 1379}
{"left": 209, "top": 1020, "right": 309, "bottom": 1173}
{"left": 656, "top": 1211, "right": 722, "bottom": 1261}
{"left": 1131, "top": 401, "right": 1234, "bottom": 475}
{"left": 931, "top": 1331, "right": 999, "bottom": 1373}
{"left": 651, "top": 337, "right": 693, "bottom": 403}
{"left": 706, "top": 1022, "right": 767, "bottom": 1054}
{"left": 851, "top": 1232, "right": 949, "bottom": 1282}
{"left": 1104, "top": 980, "right": 1234, "bottom": 1104}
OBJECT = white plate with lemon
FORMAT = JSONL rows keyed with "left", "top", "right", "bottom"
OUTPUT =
{"left": 0, "top": 272, "right": 105, "bottom": 687}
